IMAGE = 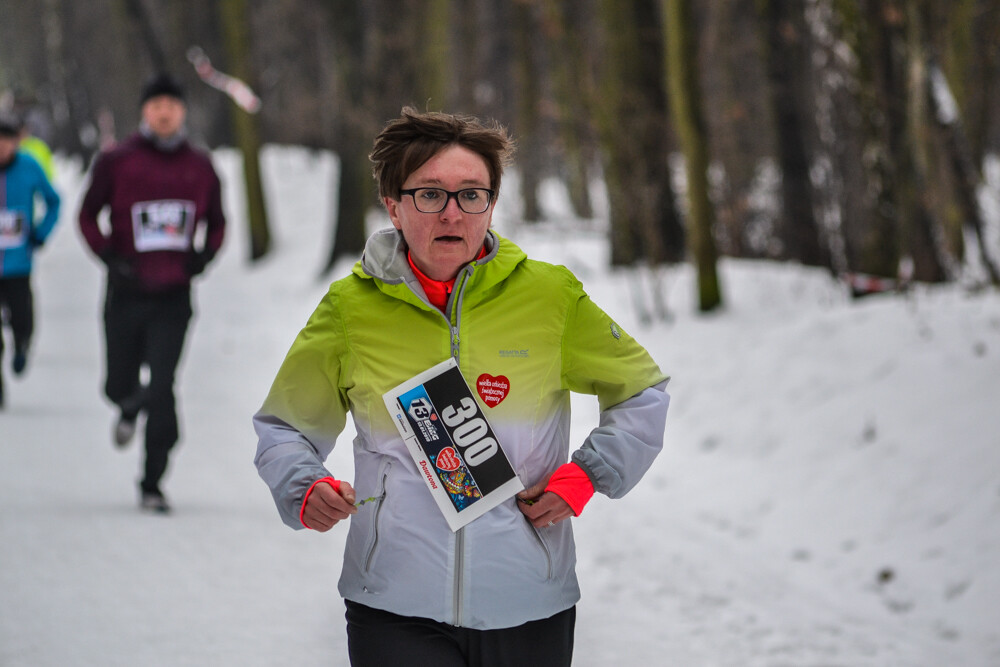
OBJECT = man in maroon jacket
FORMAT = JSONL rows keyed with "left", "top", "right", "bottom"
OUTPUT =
{"left": 78, "top": 73, "right": 226, "bottom": 513}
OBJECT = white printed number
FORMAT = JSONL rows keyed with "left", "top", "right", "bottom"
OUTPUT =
{"left": 441, "top": 398, "right": 478, "bottom": 427}
{"left": 440, "top": 398, "right": 498, "bottom": 466}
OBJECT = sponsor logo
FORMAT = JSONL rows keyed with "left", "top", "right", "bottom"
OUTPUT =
{"left": 406, "top": 397, "right": 441, "bottom": 443}
{"left": 418, "top": 459, "right": 439, "bottom": 489}
{"left": 498, "top": 348, "right": 529, "bottom": 358}
{"left": 436, "top": 446, "right": 462, "bottom": 472}
{"left": 610, "top": 322, "right": 621, "bottom": 340}
{"left": 476, "top": 374, "right": 510, "bottom": 408}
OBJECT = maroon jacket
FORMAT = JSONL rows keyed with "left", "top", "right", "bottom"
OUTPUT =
{"left": 79, "top": 132, "right": 226, "bottom": 293}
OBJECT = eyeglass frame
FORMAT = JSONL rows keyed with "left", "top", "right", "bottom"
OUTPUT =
{"left": 398, "top": 187, "right": 496, "bottom": 214}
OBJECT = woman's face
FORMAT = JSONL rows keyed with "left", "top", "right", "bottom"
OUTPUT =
{"left": 384, "top": 144, "right": 495, "bottom": 282}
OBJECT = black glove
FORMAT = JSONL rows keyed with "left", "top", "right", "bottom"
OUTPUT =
{"left": 100, "top": 249, "right": 135, "bottom": 285}
{"left": 186, "top": 250, "right": 213, "bottom": 277}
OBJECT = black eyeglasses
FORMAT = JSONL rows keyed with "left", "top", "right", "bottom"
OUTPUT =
{"left": 399, "top": 187, "right": 495, "bottom": 214}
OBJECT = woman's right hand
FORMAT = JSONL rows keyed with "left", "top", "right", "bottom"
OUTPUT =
{"left": 302, "top": 479, "right": 357, "bottom": 532}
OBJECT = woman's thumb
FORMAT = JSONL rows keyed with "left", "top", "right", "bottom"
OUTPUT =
{"left": 339, "top": 481, "right": 356, "bottom": 505}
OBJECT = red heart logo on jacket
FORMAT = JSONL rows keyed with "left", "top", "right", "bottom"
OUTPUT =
{"left": 477, "top": 374, "right": 510, "bottom": 408}
{"left": 436, "top": 447, "right": 461, "bottom": 471}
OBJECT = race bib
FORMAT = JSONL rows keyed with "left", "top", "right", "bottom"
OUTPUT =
{"left": 0, "top": 210, "right": 26, "bottom": 249}
{"left": 383, "top": 358, "right": 523, "bottom": 531}
{"left": 131, "top": 199, "right": 195, "bottom": 252}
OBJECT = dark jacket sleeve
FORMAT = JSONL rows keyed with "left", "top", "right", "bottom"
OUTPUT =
{"left": 201, "top": 164, "right": 226, "bottom": 258}
{"left": 77, "top": 153, "right": 113, "bottom": 258}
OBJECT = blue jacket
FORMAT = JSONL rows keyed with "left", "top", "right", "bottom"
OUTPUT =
{"left": 0, "top": 152, "right": 60, "bottom": 278}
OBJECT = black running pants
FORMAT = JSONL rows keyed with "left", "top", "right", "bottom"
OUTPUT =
{"left": 345, "top": 600, "right": 575, "bottom": 667}
{"left": 0, "top": 276, "right": 34, "bottom": 359}
{"left": 103, "top": 285, "right": 192, "bottom": 492}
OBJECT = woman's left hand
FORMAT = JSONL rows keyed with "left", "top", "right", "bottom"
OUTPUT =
{"left": 516, "top": 473, "right": 574, "bottom": 528}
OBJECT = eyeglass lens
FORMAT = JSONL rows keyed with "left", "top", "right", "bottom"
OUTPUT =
{"left": 406, "top": 188, "right": 492, "bottom": 214}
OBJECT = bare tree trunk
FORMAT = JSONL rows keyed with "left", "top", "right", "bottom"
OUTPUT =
{"left": 927, "top": 62, "right": 1000, "bottom": 284}
{"left": 543, "top": 0, "right": 596, "bottom": 220}
{"left": 901, "top": 0, "right": 948, "bottom": 282}
{"left": 596, "top": 0, "right": 683, "bottom": 266}
{"left": 835, "top": 0, "right": 901, "bottom": 279}
{"left": 512, "top": 0, "right": 544, "bottom": 222}
{"left": 420, "top": 0, "right": 452, "bottom": 109}
{"left": 219, "top": 0, "right": 270, "bottom": 261}
{"left": 939, "top": 0, "right": 997, "bottom": 168}
{"left": 323, "top": 0, "right": 373, "bottom": 273}
{"left": 327, "top": 134, "right": 372, "bottom": 273}
{"left": 699, "top": 0, "right": 773, "bottom": 259}
{"left": 759, "top": 0, "right": 829, "bottom": 268}
{"left": 838, "top": 0, "right": 946, "bottom": 283}
{"left": 41, "top": 0, "right": 89, "bottom": 160}
{"left": 124, "top": 0, "right": 167, "bottom": 71}
{"left": 664, "top": 0, "right": 722, "bottom": 311}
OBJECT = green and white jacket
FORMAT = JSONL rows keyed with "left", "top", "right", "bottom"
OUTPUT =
{"left": 254, "top": 229, "right": 669, "bottom": 630}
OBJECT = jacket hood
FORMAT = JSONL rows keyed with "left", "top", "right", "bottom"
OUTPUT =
{"left": 357, "top": 228, "right": 411, "bottom": 284}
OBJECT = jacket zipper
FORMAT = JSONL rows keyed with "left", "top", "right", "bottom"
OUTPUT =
{"left": 453, "top": 528, "right": 465, "bottom": 625}
{"left": 363, "top": 463, "right": 391, "bottom": 574}
{"left": 529, "top": 524, "right": 553, "bottom": 579}
{"left": 450, "top": 327, "right": 460, "bottom": 359}
{"left": 409, "top": 264, "right": 475, "bottom": 625}
{"left": 446, "top": 266, "right": 473, "bottom": 625}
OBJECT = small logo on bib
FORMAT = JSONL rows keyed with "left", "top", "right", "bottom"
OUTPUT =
{"left": 436, "top": 447, "right": 462, "bottom": 472}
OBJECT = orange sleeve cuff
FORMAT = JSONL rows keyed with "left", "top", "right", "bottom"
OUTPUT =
{"left": 300, "top": 477, "right": 340, "bottom": 529}
{"left": 544, "top": 462, "right": 595, "bottom": 516}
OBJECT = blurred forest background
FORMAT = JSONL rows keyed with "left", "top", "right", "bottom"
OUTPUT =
{"left": 2, "top": 0, "right": 1000, "bottom": 310}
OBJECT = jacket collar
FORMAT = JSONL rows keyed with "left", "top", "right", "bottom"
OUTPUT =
{"left": 355, "top": 229, "right": 524, "bottom": 307}
{"left": 358, "top": 228, "right": 504, "bottom": 283}
{"left": 138, "top": 122, "right": 188, "bottom": 152}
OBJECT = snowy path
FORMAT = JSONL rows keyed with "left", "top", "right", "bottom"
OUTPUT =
{"left": 2, "top": 148, "right": 998, "bottom": 665}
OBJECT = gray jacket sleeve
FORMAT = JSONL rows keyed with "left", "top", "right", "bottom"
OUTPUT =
{"left": 571, "top": 380, "right": 669, "bottom": 498}
{"left": 253, "top": 412, "right": 335, "bottom": 529}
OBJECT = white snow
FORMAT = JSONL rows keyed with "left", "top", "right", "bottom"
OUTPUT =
{"left": 2, "top": 145, "right": 998, "bottom": 666}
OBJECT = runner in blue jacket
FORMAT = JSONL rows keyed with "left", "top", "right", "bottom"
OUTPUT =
{"left": 0, "top": 111, "right": 60, "bottom": 408}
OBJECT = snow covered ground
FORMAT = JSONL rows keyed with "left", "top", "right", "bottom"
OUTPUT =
{"left": 2, "top": 146, "right": 998, "bottom": 666}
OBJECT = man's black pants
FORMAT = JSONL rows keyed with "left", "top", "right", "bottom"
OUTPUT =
{"left": 103, "top": 285, "right": 192, "bottom": 493}
{"left": 345, "top": 600, "right": 575, "bottom": 667}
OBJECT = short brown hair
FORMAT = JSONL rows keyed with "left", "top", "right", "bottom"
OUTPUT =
{"left": 370, "top": 107, "right": 515, "bottom": 204}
